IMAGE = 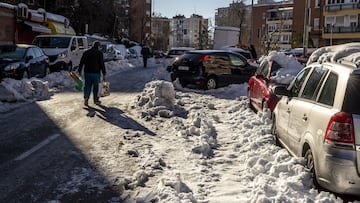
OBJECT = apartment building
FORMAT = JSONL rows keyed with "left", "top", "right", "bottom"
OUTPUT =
{"left": 129, "top": 0, "right": 152, "bottom": 44}
{"left": 151, "top": 17, "right": 170, "bottom": 51}
{"left": 169, "top": 14, "right": 209, "bottom": 49}
{"left": 251, "top": 1, "right": 293, "bottom": 55}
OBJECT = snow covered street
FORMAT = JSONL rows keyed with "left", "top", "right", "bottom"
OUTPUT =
{"left": 0, "top": 57, "right": 356, "bottom": 202}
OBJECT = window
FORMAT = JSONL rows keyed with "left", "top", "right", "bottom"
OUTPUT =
{"left": 26, "top": 48, "right": 36, "bottom": 59}
{"left": 342, "top": 74, "right": 360, "bottom": 114}
{"left": 314, "top": 18, "right": 320, "bottom": 31}
{"left": 256, "top": 60, "right": 269, "bottom": 75}
{"left": 315, "top": 0, "right": 320, "bottom": 7}
{"left": 270, "top": 61, "right": 282, "bottom": 77}
{"left": 301, "top": 67, "right": 328, "bottom": 100}
{"left": 290, "top": 68, "right": 311, "bottom": 97}
{"left": 229, "top": 54, "right": 245, "bottom": 66}
{"left": 77, "top": 38, "right": 85, "bottom": 49}
{"left": 32, "top": 47, "right": 43, "bottom": 58}
{"left": 318, "top": 72, "right": 338, "bottom": 106}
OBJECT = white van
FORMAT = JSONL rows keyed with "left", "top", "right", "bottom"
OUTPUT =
{"left": 33, "top": 35, "right": 88, "bottom": 71}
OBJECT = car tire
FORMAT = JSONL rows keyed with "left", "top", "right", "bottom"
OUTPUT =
{"left": 271, "top": 116, "right": 281, "bottom": 147}
{"left": 22, "top": 70, "right": 29, "bottom": 79}
{"left": 248, "top": 90, "right": 255, "bottom": 111}
{"left": 179, "top": 79, "right": 188, "bottom": 87}
{"left": 305, "top": 148, "right": 319, "bottom": 187}
{"left": 262, "top": 100, "right": 268, "bottom": 111}
{"left": 44, "top": 66, "right": 50, "bottom": 77}
{"left": 205, "top": 76, "right": 217, "bottom": 90}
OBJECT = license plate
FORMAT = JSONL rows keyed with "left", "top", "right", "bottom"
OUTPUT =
{"left": 178, "top": 66, "right": 189, "bottom": 70}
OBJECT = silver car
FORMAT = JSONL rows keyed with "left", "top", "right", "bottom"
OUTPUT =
{"left": 272, "top": 50, "right": 360, "bottom": 195}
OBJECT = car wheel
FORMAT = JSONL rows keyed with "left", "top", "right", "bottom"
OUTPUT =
{"left": 271, "top": 116, "right": 281, "bottom": 147}
{"left": 305, "top": 148, "right": 319, "bottom": 187}
{"left": 179, "top": 79, "right": 188, "bottom": 88}
{"left": 22, "top": 70, "right": 29, "bottom": 79}
{"left": 248, "top": 90, "right": 255, "bottom": 110}
{"left": 206, "top": 76, "right": 217, "bottom": 90}
{"left": 262, "top": 100, "right": 268, "bottom": 111}
{"left": 44, "top": 66, "right": 50, "bottom": 77}
{"left": 67, "top": 62, "right": 73, "bottom": 71}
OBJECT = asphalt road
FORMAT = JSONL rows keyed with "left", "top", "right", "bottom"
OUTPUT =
{"left": 0, "top": 64, "right": 160, "bottom": 202}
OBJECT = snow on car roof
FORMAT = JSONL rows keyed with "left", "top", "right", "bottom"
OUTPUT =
{"left": 307, "top": 42, "right": 360, "bottom": 66}
{"left": 266, "top": 51, "right": 304, "bottom": 84}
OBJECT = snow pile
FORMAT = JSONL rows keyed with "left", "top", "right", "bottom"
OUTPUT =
{"left": 134, "top": 80, "right": 176, "bottom": 119}
{"left": 267, "top": 51, "right": 304, "bottom": 84}
{"left": 0, "top": 59, "right": 146, "bottom": 104}
{"left": 307, "top": 42, "right": 360, "bottom": 65}
{"left": 0, "top": 78, "right": 51, "bottom": 102}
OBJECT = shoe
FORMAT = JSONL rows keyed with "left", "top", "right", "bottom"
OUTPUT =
{"left": 84, "top": 99, "right": 89, "bottom": 106}
{"left": 94, "top": 100, "right": 101, "bottom": 105}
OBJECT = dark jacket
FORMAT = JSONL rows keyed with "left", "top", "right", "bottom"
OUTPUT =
{"left": 78, "top": 47, "right": 106, "bottom": 75}
{"left": 141, "top": 46, "right": 150, "bottom": 58}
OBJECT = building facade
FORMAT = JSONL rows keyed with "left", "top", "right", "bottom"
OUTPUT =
{"left": 129, "top": 0, "right": 152, "bottom": 44}
{"left": 151, "top": 17, "right": 170, "bottom": 51}
{"left": 251, "top": 1, "right": 293, "bottom": 55}
{"left": 168, "top": 14, "right": 209, "bottom": 50}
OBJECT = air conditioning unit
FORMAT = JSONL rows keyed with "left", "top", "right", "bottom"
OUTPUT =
{"left": 17, "top": 3, "right": 28, "bottom": 18}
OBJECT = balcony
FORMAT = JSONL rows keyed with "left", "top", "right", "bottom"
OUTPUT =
{"left": 325, "top": 3, "right": 360, "bottom": 11}
{"left": 323, "top": 25, "right": 360, "bottom": 33}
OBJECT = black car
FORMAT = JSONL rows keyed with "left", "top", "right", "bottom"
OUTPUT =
{"left": 170, "top": 50, "right": 257, "bottom": 89}
{"left": 0, "top": 44, "right": 49, "bottom": 80}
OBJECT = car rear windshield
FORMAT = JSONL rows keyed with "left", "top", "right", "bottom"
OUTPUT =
{"left": 342, "top": 74, "right": 360, "bottom": 114}
{"left": 180, "top": 53, "right": 203, "bottom": 63}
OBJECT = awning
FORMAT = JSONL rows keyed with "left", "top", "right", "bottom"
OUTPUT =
{"left": 47, "top": 21, "right": 76, "bottom": 35}
{"left": 24, "top": 21, "right": 51, "bottom": 33}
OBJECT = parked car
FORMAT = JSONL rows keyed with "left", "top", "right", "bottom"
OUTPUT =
{"left": 33, "top": 35, "right": 88, "bottom": 72}
{"left": 164, "top": 47, "right": 195, "bottom": 71}
{"left": 100, "top": 44, "right": 124, "bottom": 61}
{"left": 0, "top": 44, "right": 49, "bottom": 80}
{"left": 284, "top": 48, "right": 317, "bottom": 65}
{"left": 221, "top": 46, "right": 256, "bottom": 62}
{"left": 170, "top": 50, "right": 257, "bottom": 89}
{"left": 248, "top": 52, "right": 304, "bottom": 112}
{"left": 272, "top": 43, "right": 360, "bottom": 195}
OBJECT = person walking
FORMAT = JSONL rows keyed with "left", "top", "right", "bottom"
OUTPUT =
{"left": 78, "top": 41, "right": 106, "bottom": 106}
{"left": 141, "top": 45, "right": 150, "bottom": 68}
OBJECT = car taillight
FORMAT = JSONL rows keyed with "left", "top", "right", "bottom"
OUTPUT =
{"left": 325, "top": 112, "right": 354, "bottom": 144}
{"left": 200, "top": 54, "right": 209, "bottom": 62}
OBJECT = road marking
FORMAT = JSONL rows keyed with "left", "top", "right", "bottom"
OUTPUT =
{"left": 14, "top": 134, "right": 61, "bottom": 161}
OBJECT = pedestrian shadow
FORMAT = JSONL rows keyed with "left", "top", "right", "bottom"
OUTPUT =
{"left": 83, "top": 104, "right": 156, "bottom": 136}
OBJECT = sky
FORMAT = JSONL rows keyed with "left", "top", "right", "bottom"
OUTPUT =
{"left": 1, "top": 45, "right": 359, "bottom": 201}
{"left": 153, "top": 0, "right": 255, "bottom": 20}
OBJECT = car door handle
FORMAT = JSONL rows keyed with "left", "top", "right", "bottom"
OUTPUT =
{"left": 286, "top": 109, "right": 290, "bottom": 114}
{"left": 302, "top": 114, "right": 308, "bottom": 121}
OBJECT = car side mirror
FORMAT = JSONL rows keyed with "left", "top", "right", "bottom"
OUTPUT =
{"left": 273, "top": 86, "right": 291, "bottom": 97}
{"left": 71, "top": 45, "right": 76, "bottom": 51}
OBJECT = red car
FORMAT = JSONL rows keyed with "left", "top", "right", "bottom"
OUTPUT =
{"left": 248, "top": 59, "right": 285, "bottom": 112}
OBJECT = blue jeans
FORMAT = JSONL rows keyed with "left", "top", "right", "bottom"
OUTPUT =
{"left": 84, "top": 73, "right": 101, "bottom": 102}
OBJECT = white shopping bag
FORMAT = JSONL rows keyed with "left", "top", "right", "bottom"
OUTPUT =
{"left": 98, "top": 81, "right": 110, "bottom": 97}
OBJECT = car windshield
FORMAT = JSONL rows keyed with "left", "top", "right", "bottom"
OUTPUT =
{"left": 0, "top": 46, "right": 26, "bottom": 60}
{"left": 33, "top": 37, "right": 71, "bottom": 48}
{"left": 342, "top": 74, "right": 360, "bottom": 114}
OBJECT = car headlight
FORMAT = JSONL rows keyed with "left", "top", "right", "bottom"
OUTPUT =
{"left": 58, "top": 50, "right": 68, "bottom": 59}
{"left": 4, "top": 63, "right": 20, "bottom": 71}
